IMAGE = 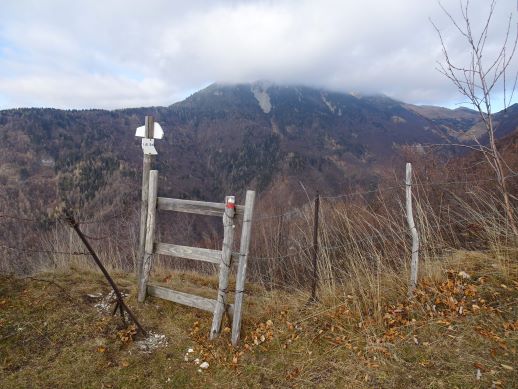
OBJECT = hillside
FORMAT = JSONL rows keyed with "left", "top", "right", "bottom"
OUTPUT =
{"left": 1, "top": 82, "right": 516, "bottom": 217}
{"left": 1, "top": 83, "right": 517, "bottom": 388}
{"left": 1, "top": 251, "right": 516, "bottom": 388}
{"left": 1, "top": 82, "right": 518, "bottom": 275}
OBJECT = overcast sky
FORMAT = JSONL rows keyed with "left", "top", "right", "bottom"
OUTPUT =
{"left": 0, "top": 0, "right": 516, "bottom": 110}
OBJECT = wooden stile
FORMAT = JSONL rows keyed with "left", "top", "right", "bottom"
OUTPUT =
{"left": 137, "top": 169, "right": 255, "bottom": 344}
{"left": 231, "top": 190, "right": 256, "bottom": 346}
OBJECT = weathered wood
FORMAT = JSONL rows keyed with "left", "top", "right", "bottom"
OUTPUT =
{"left": 137, "top": 116, "right": 155, "bottom": 290}
{"left": 231, "top": 190, "right": 256, "bottom": 346}
{"left": 155, "top": 243, "right": 221, "bottom": 264}
{"left": 138, "top": 170, "right": 158, "bottom": 303}
{"left": 406, "top": 163, "right": 420, "bottom": 298}
{"left": 157, "top": 197, "right": 244, "bottom": 217}
{"left": 147, "top": 284, "right": 234, "bottom": 315}
{"left": 145, "top": 170, "right": 159, "bottom": 255}
{"left": 146, "top": 115, "right": 154, "bottom": 139}
{"left": 210, "top": 196, "right": 236, "bottom": 339}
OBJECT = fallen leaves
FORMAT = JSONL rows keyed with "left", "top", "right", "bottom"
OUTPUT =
{"left": 475, "top": 326, "right": 507, "bottom": 349}
{"left": 250, "top": 320, "right": 274, "bottom": 346}
{"left": 116, "top": 324, "right": 137, "bottom": 343}
{"left": 503, "top": 320, "right": 518, "bottom": 332}
{"left": 473, "top": 362, "right": 486, "bottom": 371}
{"left": 286, "top": 367, "right": 300, "bottom": 381}
{"left": 189, "top": 321, "right": 201, "bottom": 337}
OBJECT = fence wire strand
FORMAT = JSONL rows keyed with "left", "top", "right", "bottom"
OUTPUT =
{"left": 1, "top": 173, "right": 517, "bottom": 264}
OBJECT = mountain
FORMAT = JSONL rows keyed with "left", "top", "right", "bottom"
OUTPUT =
{"left": 405, "top": 103, "right": 518, "bottom": 142}
{"left": 0, "top": 82, "right": 517, "bottom": 218}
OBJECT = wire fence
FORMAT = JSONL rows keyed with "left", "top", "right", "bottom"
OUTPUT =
{"left": 252, "top": 172, "right": 518, "bottom": 227}
{"left": 1, "top": 172, "right": 516, "bottom": 274}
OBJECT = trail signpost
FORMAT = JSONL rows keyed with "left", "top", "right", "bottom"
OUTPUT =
{"left": 136, "top": 116, "right": 164, "bottom": 289}
{"left": 133, "top": 117, "right": 255, "bottom": 344}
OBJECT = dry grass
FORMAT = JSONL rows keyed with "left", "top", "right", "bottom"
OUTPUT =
{"left": 1, "top": 251, "right": 516, "bottom": 388}
{"left": 1, "top": 172, "right": 517, "bottom": 387}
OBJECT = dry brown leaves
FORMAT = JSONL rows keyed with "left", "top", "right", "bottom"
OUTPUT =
{"left": 502, "top": 320, "right": 518, "bottom": 332}
{"left": 475, "top": 326, "right": 507, "bottom": 349}
{"left": 116, "top": 324, "right": 137, "bottom": 343}
{"left": 380, "top": 269, "right": 496, "bottom": 341}
{"left": 415, "top": 270, "right": 489, "bottom": 319}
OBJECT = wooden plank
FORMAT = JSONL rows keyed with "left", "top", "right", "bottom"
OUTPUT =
{"left": 231, "top": 190, "right": 256, "bottom": 346}
{"left": 147, "top": 284, "right": 234, "bottom": 316}
{"left": 146, "top": 115, "right": 155, "bottom": 138}
{"left": 145, "top": 170, "right": 159, "bottom": 255}
{"left": 157, "top": 197, "right": 244, "bottom": 217}
{"left": 210, "top": 197, "right": 236, "bottom": 339}
{"left": 138, "top": 169, "right": 158, "bottom": 303}
{"left": 155, "top": 242, "right": 221, "bottom": 264}
{"left": 137, "top": 116, "right": 155, "bottom": 294}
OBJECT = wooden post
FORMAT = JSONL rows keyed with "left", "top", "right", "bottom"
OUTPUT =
{"left": 310, "top": 192, "right": 320, "bottom": 301}
{"left": 137, "top": 116, "right": 155, "bottom": 298}
{"left": 231, "top": 190, "right": 256, "bottom": 346}
{"left": 406, "top": 163, "right": 419, "bottom": 297}
{"left": 210, "top": 196, "right": 236, "bottom": 339}
{"left": 138, "top": 169, "right": 158, "bottom": 303}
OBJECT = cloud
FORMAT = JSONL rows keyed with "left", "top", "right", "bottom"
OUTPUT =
{"left": 0, "top": 74, "right": 172, "bottom": 109}
{"left": 0, "top": 0, "right": 516, "bottom": 109}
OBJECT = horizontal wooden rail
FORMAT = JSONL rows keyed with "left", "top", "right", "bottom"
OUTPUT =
{"left": 156, "top": 242, "right": 240, "bottom": 263}
{"left": 157, "top": 197, "right": 244, "bottom": 217}
{"left": 147, "top": 284, "right": 234, "bottom": 316}
{"left": 155, "top": 243, "right": 222, "bottom": 264}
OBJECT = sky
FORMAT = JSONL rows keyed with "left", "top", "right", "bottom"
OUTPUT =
{"left": 0, "top": 0, "right": 516, "bottom": 111}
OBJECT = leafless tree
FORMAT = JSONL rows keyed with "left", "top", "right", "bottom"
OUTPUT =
{"left": 432, "top": 0, "right": 518, "bottom": 237}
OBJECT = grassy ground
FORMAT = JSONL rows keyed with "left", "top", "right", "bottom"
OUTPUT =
{"left": 0, "top": 251, "right": 517, "bottom": 388}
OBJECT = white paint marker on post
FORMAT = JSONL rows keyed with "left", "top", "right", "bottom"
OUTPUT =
{"left": 136, "top": 116, "right": 165, "bottom": 302}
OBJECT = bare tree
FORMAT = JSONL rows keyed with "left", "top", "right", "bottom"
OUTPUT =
{"left": 432, "top": 0, "right": 518, "bottom": 237}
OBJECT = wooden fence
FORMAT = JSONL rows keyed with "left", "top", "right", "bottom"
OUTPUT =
{"left": 137, "top": 170, "right": 255, "bottom": 345}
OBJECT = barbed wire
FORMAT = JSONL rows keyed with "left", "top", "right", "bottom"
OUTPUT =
{"left": 248, "top": 216, "right": 494, "bottom": 263}
{"left": 0, "top": 212, "right": 128, "bottom": 226}
{"left": 1, "top": 173, "right": 516, "bottom": 263}
{"left": 0, "top": 213, "right": 508, "bottom": 263}
{"left": 2, "top": 172, "right": 516, "bottom": 227}
{"left": 0, "top": 242, "right": 89, "bottom": 256}
{"left": 249, "top": 246, "right": 312, "bottom": 261}
{"left": 320, "top": 185, "right": 401, "bottom": 200}
{"left": 76, "top": 212, "right": 130, "bottom": 225}
{"left": 254, "top": 206, "right": 310, "bottom": 222}
{"left": 254, "top": 173, "right": 518, "bottom": 221}
{"left": 0, "top": 214, "right": 50, "bottom": 223}
{"left": 412, "top": 173, "right": 518, "bottom": 188}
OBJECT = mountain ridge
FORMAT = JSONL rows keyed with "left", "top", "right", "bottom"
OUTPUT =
{"left": 0, "top": 82, "right": 517, "bottom": 217}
